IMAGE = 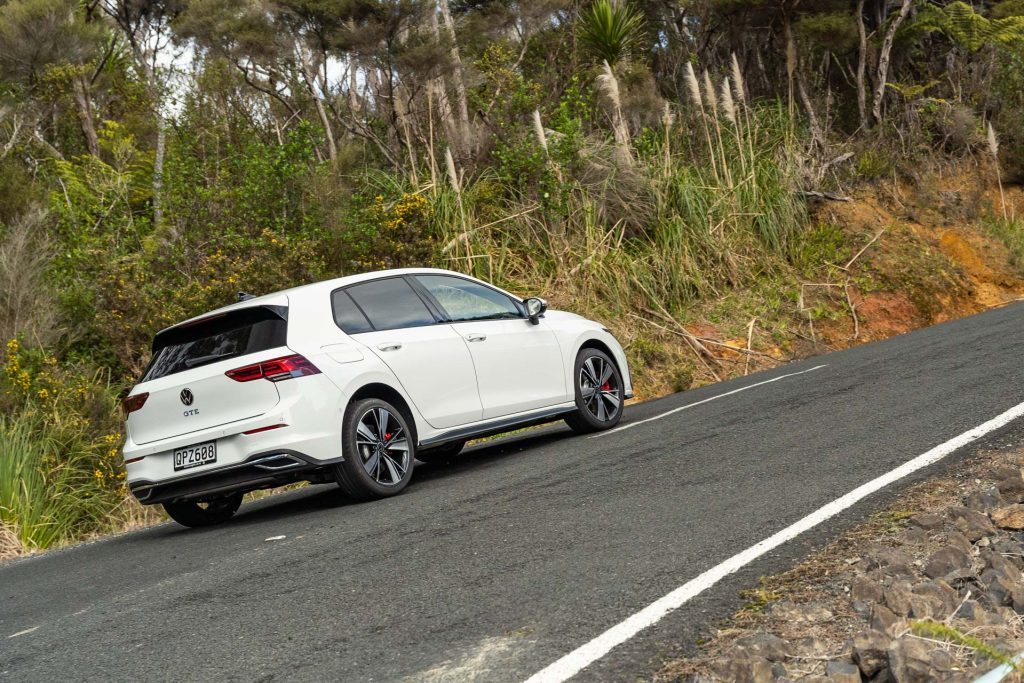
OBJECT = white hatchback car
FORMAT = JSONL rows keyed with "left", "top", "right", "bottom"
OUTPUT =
{"left": 122, "top": 268, "right": 632, "bottom": 527}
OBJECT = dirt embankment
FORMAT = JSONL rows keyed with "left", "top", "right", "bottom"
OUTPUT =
{"left": 623, "top": 166, "right": 1023, "bottom": 402}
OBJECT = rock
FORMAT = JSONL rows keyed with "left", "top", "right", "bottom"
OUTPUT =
{"left": 884, "top": 581, "right": 914, "bottom": 617}
{"left": 946, "top": 530, "right": 975, "bottom": 555}
{"left": 825, "top": 660, "right": 861, "bottom": 683}
{"left": 912, "top": 580, "right": 958, "bottom": 616}
{"left": 992, "top": 504, "right": 1024, "bottom": 530}
{"left": 733, "top": 632, "right": 791, "bottom": 662}
{"left": 928, "top": 648, "right": 954, "bottom": 673}
{"left": 956, "top": 599, "right": 983, "bottom": 620}
{"left": 993, "top": 464, "right": 1021, "bottom": 481}
{"left": 852, "top": 576, "right": 885, "bottom": 604}
{"left": 992, "top": 538, "right": 1024, "bottom": 558}
{"left": 923, "top": 546, "right": 973, "bottom": 579}
{"left": 852, "top": 629, "right": 890, "bottom": 677}
{"left": 996, "top": 477, "right": 1024, "bottom": 504}
{"left": 984, "top": 549, "right": 1023, "bottom": 582}
{"left": 710, "top": 656, "right": 774, "bottom": 683}
{"left": 1011, "top": 586, "right": 1024, "bottom": 614}
{"left": 794, "top": 636, "right": 832, "bottom": 658}
{"left": 950, "top": 506, "right": 996, "bottom": 541}
{"left": 888, "top": 637, "right": 935, "bottom": 683}
{"left": 770, "top": 662, "right": 789, "bottom": 680}
{"left": 982, "top": 569, "right": 1014, "bottom": 607}
{"left": 769, "top": 601, "right": 833, "bottom": 623}
{"left": 899, "top": 527, "right": 930, "bottom": 545}
{"left": 965, "top": 487, "right": 1002, "bottom": 512}
{"left": 852, "top": 600, "right": 873, "bottom": 619}
{"left": 909, "top": 512, "right": 943, "bottom": 531}
{"left": 865, "top": 545, "right": 915, "bottom": 572}
{"left": 871, "top": 604, "right": 905, "bottom": 637}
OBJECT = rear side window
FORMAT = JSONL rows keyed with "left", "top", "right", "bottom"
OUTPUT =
{"left": 142, "top": 306, "right": 288, "bottom": 382}
{"left": 345, "top": 278, "right": 436, "bottom": 331}
{"left": 331, "top": 290, "right": 373, "bottom": 334}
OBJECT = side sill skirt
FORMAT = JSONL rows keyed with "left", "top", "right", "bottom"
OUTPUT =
{"left": 419, "top": 405, "right": 577, "bottom": 448}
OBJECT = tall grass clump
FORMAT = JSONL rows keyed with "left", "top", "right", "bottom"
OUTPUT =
{"left": 0, "top": 416, "right": 109, "bottom": 553}
{"left": 364, "top": 58, "right": 806, "bottom": 324}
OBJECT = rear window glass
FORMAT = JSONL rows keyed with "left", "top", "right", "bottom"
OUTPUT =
{"left": 331, "top": 290, "right": 374, "bottom": 334}
{"left": 345, "top": 278, "right": 436, "bottom": 331}
{"left": 142, "top": 306, "right": 288, "bottom": 382}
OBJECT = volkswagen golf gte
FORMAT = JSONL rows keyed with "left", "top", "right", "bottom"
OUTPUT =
{"left": 122, "top": 268, "right": 632, "bottom": 527}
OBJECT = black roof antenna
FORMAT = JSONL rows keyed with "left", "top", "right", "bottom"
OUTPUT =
{"left": 238, "top": 292, "right": 257, "bottom": 302}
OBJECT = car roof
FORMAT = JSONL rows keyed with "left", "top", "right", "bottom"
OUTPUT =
{"left": 170, "top": 268, "right": 516, "bottom": 329}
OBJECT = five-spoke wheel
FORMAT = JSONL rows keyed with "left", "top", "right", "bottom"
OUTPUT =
{"left": 565, "top": 349, "right": 623, "bottom": 433}
{"left": 335, "top": 398, "right": 415, "bottom": 500}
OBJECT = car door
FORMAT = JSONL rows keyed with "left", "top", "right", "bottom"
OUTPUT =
{"left": 334, "top": 278, "right": 483, "bottom": 429}
{"left": 413, "top": 275, "right": 567, "bottom": 420}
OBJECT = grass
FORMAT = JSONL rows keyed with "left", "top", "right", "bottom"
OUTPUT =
{"left": 982, "top": 216, "right": 1024, "bottom": 273}
{"left": 0, "top": 416, "right": 108, "bottom": 553}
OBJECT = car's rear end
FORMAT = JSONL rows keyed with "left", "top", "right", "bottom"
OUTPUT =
{"left": 122, "top": 297, "right": 343, "bottom": 508}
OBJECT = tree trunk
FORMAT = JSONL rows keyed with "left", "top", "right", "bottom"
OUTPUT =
{"left": 153, "top": 117, "right": 165, "bottom": 228}
{"left": 872, "top": 0, "right": 913, "bottom": 126}
{"left": 300, "top": 55, "right": 338, "bottom": 165}
{"left": 856, "top": 0, "right": 868, "bottom": 129}
{"left": 438, "top": 0, "right": 471, "bottom": 146}
{"left": 72, "top": 74, "right": 100, "bottom": 156}
{"left": 427, "top": 5, "right": 460, "bottom": 153}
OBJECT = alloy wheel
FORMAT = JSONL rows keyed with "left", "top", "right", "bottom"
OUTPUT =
{"left": 355, "top": 407, "right": 410, "bottom": 486}
{"left": 579, "top": 355, "right": 621, "bottom": 422}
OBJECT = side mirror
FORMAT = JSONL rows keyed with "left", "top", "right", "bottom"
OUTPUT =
{"left": 525, "top": 297, "right": 548, "bottom": 324}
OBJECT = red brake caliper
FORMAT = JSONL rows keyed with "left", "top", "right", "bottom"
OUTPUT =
{"left": 600, "top": 381, "right": 611, "bottom": 391}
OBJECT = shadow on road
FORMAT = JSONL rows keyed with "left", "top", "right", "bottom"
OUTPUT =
{"left": 151, "top": 423, "right": 577, "bottom": 534}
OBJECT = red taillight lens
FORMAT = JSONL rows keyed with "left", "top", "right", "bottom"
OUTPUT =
{"left": 123, "top": 392, "right": 149, "bottom": 416}
{"left": 226, "top": 354, "right": 321, "bottom": 383}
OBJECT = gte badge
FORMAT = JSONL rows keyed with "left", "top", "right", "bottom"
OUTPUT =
{"left": 180, "top": 389, "right": 198, "bottom": 416}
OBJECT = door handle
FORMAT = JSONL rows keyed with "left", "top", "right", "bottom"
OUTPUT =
{"left": 376, "top": 343, "right": 402, "bottom": 352}
{"left": 464, "top": 333, "right": 487, "bottom": 343}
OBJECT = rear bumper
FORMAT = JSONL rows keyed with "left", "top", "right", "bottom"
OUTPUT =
{"left": 130, "top": 450, "right": 341, "bottom": 505}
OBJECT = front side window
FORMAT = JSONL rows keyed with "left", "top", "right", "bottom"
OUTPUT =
{"left": 345, "top": 278, "right": 436, "bottom": 331}
{"left": 416, "top": 275, "right": 523, "bottom": 322}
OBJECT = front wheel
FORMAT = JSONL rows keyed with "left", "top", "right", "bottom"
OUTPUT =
{"left": 335, "top": 398, "right": 415, "bottom": 501}
{"left": 163, "top": 492, "right": 243, "bottom": 528}
{"left": 564, "top": 349, "right": 624, "bottom": 434}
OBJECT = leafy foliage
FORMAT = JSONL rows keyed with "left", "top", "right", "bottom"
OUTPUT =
{"left": 914, "top": 1, "right": 1024, "bottom": 53}
{"left": 578, "top": 0, "right": 646, "bottom": 66}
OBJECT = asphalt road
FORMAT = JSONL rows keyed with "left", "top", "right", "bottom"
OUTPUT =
{"left": 3, "top": 303, "right": 1024, "bottom": 682}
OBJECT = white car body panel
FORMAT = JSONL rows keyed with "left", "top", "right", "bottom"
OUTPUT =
{"left": 121, "top": 268, "right": 632, "bottom": 503}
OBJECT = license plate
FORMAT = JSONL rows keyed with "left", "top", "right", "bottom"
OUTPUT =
{"left": 173, "top": 441, "right": 217, "bottom": 472}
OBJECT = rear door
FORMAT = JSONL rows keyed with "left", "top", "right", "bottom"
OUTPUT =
{"left": 335, "top": 278, "right": 482, "bottom": 429}
{"left": 128, "top": 306, "right": 288, "bottom": 445}
{"left": 413, "top": 275, "right": 567, "bottom": 419}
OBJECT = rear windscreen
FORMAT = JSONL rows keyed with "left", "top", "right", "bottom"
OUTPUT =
{"left": 142, "top": 306, "right": 288, "bottom": 382}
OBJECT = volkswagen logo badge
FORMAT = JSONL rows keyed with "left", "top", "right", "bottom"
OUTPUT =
{"left": 180, "top": 388, "right": 194, "bottom": 406}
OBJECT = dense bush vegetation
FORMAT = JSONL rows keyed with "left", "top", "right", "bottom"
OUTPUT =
{"left": 1, "top": 0, "right": 1023, "bottom": 552}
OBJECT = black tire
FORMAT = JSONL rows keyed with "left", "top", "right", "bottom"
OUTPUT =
{"left": 335, "top": 398, "right": 415, "bottom": 501}
{"left": 564, "top": 348, "right": 624, "bottom": 434}
{"left": 417, "top": 440, "right": 466, "bottom": 464}
{"left": 163, "top": 492, "right": 243, "bottom": 528}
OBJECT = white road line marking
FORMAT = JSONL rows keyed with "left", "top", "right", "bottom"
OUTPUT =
{"left": 528, "top": 398, "right": 1024, "bottom": 683}
{"left": 592, "top": 364, "right": 829, "bottom": 438}
{"left": 7, "top": 626, "right": 39, "bottom": 639}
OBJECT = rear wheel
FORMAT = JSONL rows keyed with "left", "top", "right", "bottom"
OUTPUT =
{"left": 564, "top": 348, "right": 624, "bottom": 434}
{"left": 335, "top": 398, "right": 415, "bottom": 501}
{"left": 163, "top": 492, "right": 243, "bottom": 528}
{"left": 417, "top": 440, "right": 465, "bottom": 464}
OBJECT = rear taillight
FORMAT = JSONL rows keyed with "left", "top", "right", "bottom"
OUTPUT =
{"left": 226, "top": 354, "right": 321, "bottom": 382}
{"left": 123, "top": 392, "right": 149, "bottom": 416}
